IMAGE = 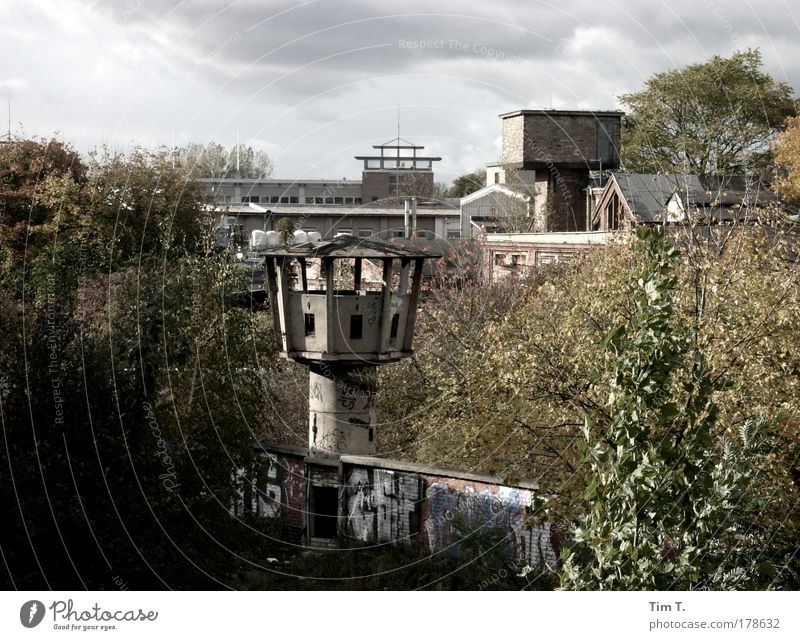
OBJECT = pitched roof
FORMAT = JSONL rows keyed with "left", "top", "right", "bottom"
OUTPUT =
{"left": 611, "top": 173, "right": 779, "bottom": 222}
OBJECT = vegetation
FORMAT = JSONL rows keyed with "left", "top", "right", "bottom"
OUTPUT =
{"left": 447, "top": 168, "right": 486, "bottom": 197}
{"left": 620, "top": 49, "right": 795, "bottom": 175}
{"left": 178, "top": 141, "right": 274, "bottom": 181}
{"left": 773, "top": 115, "right": 800, "bottom": 200}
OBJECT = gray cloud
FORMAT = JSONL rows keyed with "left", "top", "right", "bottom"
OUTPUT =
{"left": 1, "top": 0, "right": 798, "bottom": 182}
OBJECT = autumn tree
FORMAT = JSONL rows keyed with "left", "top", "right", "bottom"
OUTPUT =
{"left": 620, "top": 49, "right": 795, "bottom": 175}
{"left": 773, "top": 115, "right": 800, "bottom": 199}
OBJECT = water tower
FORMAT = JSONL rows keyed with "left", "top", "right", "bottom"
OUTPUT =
{"left": 261, "top": 235, "right": 439, "bottom": 457}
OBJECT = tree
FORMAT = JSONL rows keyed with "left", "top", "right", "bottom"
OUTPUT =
{"left": 620, "top": 49, "right": 795, "bottom": 175}
{"left": 773, "top": 115, "right": 800, "bottom": 199}
{"left": 559, "top": 228, "right": 769, "bottom": 590}
{"left": 447, "top": 169, "right": 486, "bottom": 198}
{"left": 178, "top": 141, "right": 274, "bottom": 180}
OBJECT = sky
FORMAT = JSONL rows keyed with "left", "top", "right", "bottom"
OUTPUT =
{"left": 1, "top": 0, "right": 799, "bottom": 184}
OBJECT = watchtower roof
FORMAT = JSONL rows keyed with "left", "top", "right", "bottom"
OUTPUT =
{"left": 257, "top": 235, "right": 441, "bottom": 260}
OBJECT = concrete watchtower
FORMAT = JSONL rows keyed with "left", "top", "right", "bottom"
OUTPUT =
{"left": 261, "top": 235, "right": 439, "bottom": 457}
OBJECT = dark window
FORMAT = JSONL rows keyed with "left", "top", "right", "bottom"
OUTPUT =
{"left": 354, "top": 197, "right": 362, "bottom": 204}
{"left": 368, "top": 428, "right": 374, "bottom": 442}
{"left": 305, "top": 197, "right": 315, "bottom": 204}
{"left": 334, "top": 197, "right": 343, "bottom": 204}
{"left": 372, "top": 196, "right": 378, "bottom": 202}
{"left": 290, "top": 196, "right": 299, "bottom": 203}
{"left": 390, "top": 313, "right": 399, "bottom": 338}
{"left": 270, "top": 196, "right": 279, "bottom": 203}
{"left": 280, "top": 196, "right": 289, "bottom": 204}
{"left": 304, "top": 313, "right": 315, "bottom": 336}
{"left": 312, "top": 486, "right": 338, "bottom": 538}
{"left": 345, "top": 197, "right": 354, "bottom": 204}
{"left": 349, "top": 315, "right": 363, "bottom": 340}
{"left": 315, "top": 197, "right": 323, "bottom": 204}
{"left": 325, "top": 197, "right": 334, "bottom": 204}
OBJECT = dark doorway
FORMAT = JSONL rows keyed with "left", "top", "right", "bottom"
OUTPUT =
{"left": 312, "top": 486, "right": 338, "bottom": 538}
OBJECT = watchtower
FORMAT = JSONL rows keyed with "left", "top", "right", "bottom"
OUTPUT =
{"left": 261, "top": 235, "right": 439, "bottom": 457}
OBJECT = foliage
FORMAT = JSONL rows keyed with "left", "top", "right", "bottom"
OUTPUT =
{"left": 620, "top": 49, "right": 795, "bottom": 175}
{"left": 773, "top": 115, "right": 800, "bottom": 199}
{"left": 276, "top": 217, "right": 295, "bottom": 244}
{"left": 559, "top": 228, "right": 769, "bottom": 590}
{"left": 447, "top": 168, "right": 486, "bottom": 198}
{"left": 379, "top": 223, "right": 800, "bottom": 588}
{"left": 0, "top": 139, "right": 294, "bottom": 589}
{"left": 178, "top": 141, "right": 274, "bottom": 181}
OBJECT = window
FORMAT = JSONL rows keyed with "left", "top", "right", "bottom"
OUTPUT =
{"left": 304, "top": 313, "right": 315, "bottom": 336}
{"left": 315, "top": 197, "right": 323, "bottom": 204}
{"left": 349, "top": 315, "right": 363, "bottom": 340}
{"left": 354, "top": 198, "right": 362, "bottom": 204}
{"left": 494, "top": 252, "right": 506, "bottom": 266}
{"left": 358, "top": 228, "right": 371, "bottom": 238}
{"left": 311, "top": 486, "right": 338, "bottom": 539}
{"left": 270, "top": 196, "right": 279, "bottom": 203}
{"left": 325, "top": 197, "right": 334, "bottom": 204}
{"left": 334, "top": 197, "right": 343, "bottom": 204}
{"left": 447, "top": 231, "right": 460, "bottom": 239}
{"left": 391, "top": 230, "right": 404, "bottom": 238}
{"left": 305, "top": 197, "right": 315, "bottom": 204}
{"left": 280, "top": 196, "right": 289, "bottom": 204}
{"left": 345, "top": 197, "right": 354, "bottom": 204}
{"left": 494, "top": 173, "right": 500, "bottom": 184}
{"left": 337, "top": 229, "right": 352, "bottom": 236}
{"left": 290, "top": 196, "right": 299, "bottom": 204}
{"left": 372, "top": 196, "right": 378, "bottom": 202}
{"left": 390, "top": 314, "right": 399, "bottom": 339}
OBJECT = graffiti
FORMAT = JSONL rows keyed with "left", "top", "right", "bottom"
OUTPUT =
{"left": 422, "top": 481, "right": 557, "bottom": 568}
{"left": 233, "top": 452, "right": 306, "bottom": 529}
{"left": 344, "top": 468, "right": 420, "bottom": 543}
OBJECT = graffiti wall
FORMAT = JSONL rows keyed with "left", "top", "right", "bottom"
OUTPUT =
{"left": 421, "top": 478, "right": 557, "bottom": 569}
{"left": 343, "top": 467, "right": 420, "bottom": 543}
{"left": 233, "top": 449, "right": 305, "bottom": 531}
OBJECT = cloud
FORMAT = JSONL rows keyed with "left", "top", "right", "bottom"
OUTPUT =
{"left": 1, "top": 0, "right": 798, "bottom": 182}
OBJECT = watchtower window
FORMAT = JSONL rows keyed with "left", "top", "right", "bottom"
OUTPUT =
{"left": 349, "top": 315, "right": 363, "bottom": 340}
{"left": 304, "top": 313, "right": 315, "bottom": 336}
{"left": 390, "top": 313, "right": 399, "bottom": 339}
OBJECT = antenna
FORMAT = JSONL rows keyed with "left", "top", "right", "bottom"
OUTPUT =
{"left": 397, "top": 104, "right": 400, "bottom": 143}
{"left": 236, "top": 130, "right": 240, "bottom": 175}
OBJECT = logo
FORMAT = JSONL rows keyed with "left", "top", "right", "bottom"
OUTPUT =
{"left": 20, "top": 600, "right": 45, "bottom": 628}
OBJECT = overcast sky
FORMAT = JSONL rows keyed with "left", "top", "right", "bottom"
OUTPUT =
{"left": 2, "top": 0, "right": 799, "bottom": 183}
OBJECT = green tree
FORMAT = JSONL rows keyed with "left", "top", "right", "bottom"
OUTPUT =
{"left": 559, "top": 228, "right": 772, "bottom": 590}
{"left": 447, "top": 169, "right": 486, "bottom": 197}
{"left": 620, "top": 49, "right": 795, "bottom": 175}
